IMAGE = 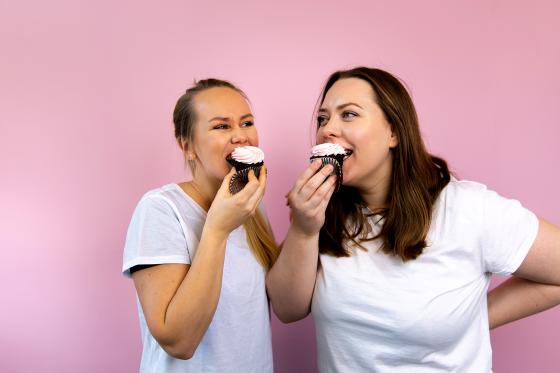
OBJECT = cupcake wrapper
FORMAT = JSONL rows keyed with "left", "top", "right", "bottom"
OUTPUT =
{"left": 310, "top": 156, "right": 343, "bottom": 192}
{"left": 228, "top": 165, "right": 262, "bottom": 194}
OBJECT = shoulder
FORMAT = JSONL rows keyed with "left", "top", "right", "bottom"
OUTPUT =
{"left": 432, "top": 178, "right": 497, "bottom": 225}
{"left": 446, "top": 178, "right": 488, "bottom": 195}
{"left": 134, "top": 184, "right": 183, "bottom": 219}
{"left": 440, "top": 178, "right": 489, "bottom": 207}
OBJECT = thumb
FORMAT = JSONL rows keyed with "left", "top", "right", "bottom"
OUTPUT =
{"left": 218, "top": 167, "right": 237, "bottom": 195}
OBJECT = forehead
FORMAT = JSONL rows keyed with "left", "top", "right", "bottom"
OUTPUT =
{"left": 322, "top": 78, "right": 376, "bottom": 108}
{"left": 193, "top": 87, "right": 251, "bottom": 118}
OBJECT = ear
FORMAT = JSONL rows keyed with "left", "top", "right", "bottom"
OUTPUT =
{"left": 177, "top": 138, "right": 196, "bottom": 160}
{"left": 176, "top": 137, "right": 184, "bottom": 150}
{"left": 389, "top": 130, "right": 399, "bottom": 148}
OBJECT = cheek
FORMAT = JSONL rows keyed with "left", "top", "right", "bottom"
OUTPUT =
{"left": 248, "top": 128, "right": 259, "bottom": 145}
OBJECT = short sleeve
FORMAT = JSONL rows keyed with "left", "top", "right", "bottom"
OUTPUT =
{"left": 122, "top": 195, "right": 191, "bottom": 277}
{"left": 480, "top": 188, "right": 539, "bottom": 275}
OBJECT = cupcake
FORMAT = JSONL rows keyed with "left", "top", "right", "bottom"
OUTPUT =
{"left": 226, "top": 146, "right": 265, "bottom": 194}
{"left": 309, "top": 143, "right": 350, "bottom": 192}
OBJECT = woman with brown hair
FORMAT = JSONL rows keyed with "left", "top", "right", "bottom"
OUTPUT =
{"left": 123, "top": 79, "right": 278, "bottom": 372}
{"left": 266, "top": 67, "right": 560, "bottom": 372}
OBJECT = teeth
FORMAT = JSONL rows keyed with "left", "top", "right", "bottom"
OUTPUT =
{"left": 344, "top": 149, "right": 353, "bottom": 160}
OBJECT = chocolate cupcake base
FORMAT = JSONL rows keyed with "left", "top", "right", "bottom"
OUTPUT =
{"left": 310, "top": 155, "right": 344, "bottom": 192}
{"left": 228, "top": 165, "right": 263, "bottom": 194}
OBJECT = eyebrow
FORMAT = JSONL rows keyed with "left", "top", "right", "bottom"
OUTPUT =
{"left": 318, "top": 102, "right": 364, "bottom": 113}
{"left": 208, "top": 113, "right": 254, "bottom": 122}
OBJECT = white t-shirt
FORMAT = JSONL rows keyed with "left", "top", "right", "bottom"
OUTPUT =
{"left": 122, "top": 183, "right": 273, "bottom": 373}
{"left": 312, "top": 179, "right": 539, "bottom": 373}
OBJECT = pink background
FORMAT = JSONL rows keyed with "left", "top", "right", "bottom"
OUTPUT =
{"left": 1, "top": 0, "right": 559, "bottom": 372}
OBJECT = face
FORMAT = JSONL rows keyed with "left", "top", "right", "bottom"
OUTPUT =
{"left": 316, "top": 78, "right": 398, "bottom": 192}
{"left": 187, "top": 87, "right": 258, "bottom": 184}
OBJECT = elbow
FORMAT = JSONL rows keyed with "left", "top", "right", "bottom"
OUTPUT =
{"left": 154, "top": 331, "right": 199, "bottom": 360}
{"left": 161, "top": 341, "right": 197, "bottom": 360}
{"left": 271, "top": 303, "right": 310, "bottom": 324}
{"left": 168, "top": 349, "right": 195, "bottom": 361}
{"left": 148, "top": 323, "right": 202, "bottom": 360}
{"left": 276, "top": 313, "right": 304, "bottom": 324}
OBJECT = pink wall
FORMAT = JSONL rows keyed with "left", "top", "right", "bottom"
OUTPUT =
{"left": 1, "top": 0, "right": 558, "bottom": 372}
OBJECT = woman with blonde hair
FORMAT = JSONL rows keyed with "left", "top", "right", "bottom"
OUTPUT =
{"left": 123, "top": 79, "right": 278, "bottom": 372}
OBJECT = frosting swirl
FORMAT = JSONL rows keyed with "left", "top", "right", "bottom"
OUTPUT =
{"left": 310, "top": 143, "right": 346, "bottom": 157}
{"left": 230, "top": 146, "right": 264, "bottom": 164}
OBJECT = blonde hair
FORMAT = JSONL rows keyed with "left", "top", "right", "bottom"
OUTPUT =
{"left": 173, "top": 78, "right": 279, "bottom": 270}
{"left": 244, "top": 209, "right": 280, "bottom": 270}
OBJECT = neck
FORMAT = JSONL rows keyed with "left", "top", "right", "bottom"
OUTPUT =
{"left": 357, "top": 157, "right": 393, "bottom": 212}
{"left": 189, "top": 174, "right": 221, "bottom": 211}
{"left": 358, "top": 176, "right": 391, "bottom": 212}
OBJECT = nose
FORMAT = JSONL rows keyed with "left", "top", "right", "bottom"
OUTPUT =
{"left": 320, "top": 118, "right": 341, "bottom": 140}
{"left": 231, "top": 127, "right": 248, "bottom": 144}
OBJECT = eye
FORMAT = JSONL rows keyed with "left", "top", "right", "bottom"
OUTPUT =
{"left": 341, "top": 111, "right": 357, "bottom": 120}
{"left": 241, "top": 120, "right": 254, "bottom": 127}
{"left": 213, "top": 123, "right": 230, "bottom": 130}
{"left": 317, "top": 115, "right": 329, "bottom": 127}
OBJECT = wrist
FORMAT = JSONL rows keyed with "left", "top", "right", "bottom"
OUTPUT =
{"left": 288, "top": 224, "right": 320, "bottom": 241}
{"left": 202, "top": 223, "right": 230, "bottom": 242}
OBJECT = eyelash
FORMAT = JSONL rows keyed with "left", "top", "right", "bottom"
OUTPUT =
{"left": 317, "top": 111, "right": 357, "bottom": 126}
{"left": 213, "top": 121, "right": 254, "bottom": 130}
{"left": 317, "top": 115, "right": 329, "bottom": 127}
{"left": 342, "top": 111, "right": 357, "bottom": 120}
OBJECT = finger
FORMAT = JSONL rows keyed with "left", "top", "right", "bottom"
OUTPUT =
{"left": 217, "top": 167, "right": 237, "bottom": 195}
{"left": 292, "top": 159, "right": 323, "bottom": 195}
{"left": 311, "top": 180, "right": 336, "bottom": 217}
{"left": 313, "top": 178, "right": 336, "bottom": 213}
{"left": 247, "top": 168, "right": 257, "bottom": 182}
{"left": 247, "top": 166, "right": 267, "bottom": 207}
{"left": 249, "top": 170, "right": 266, "bottom": 208}
{"left": 298, "top": 163, "right": 334, "bottom": 201}
{"left": 235, "top": 170, "right": 260, "bottom": 199}
{"left": 258, "top": 164, "right": 267, "bottom": 186}
{"left": 305, "top": 174, "right": 336, "bottom": 210}
{"left": 287, "top": 163, "right": 332, "bottom": 208}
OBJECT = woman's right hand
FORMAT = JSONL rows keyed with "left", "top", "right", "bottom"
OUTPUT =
{"left": 286, "top": 159, "right": 337, "bottom": 237}
{"left": 205, "top": 166, "right": 266, "bottom": 236}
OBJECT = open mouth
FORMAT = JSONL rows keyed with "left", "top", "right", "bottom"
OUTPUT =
{"left": 344, "top": 149, "right": 353, "bottom": 160}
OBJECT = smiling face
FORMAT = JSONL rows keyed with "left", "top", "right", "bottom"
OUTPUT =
{"left": 187, "top": 87, "right": 258, "bottom": 185}
{"left": 316, "top": 77, "right": 398, "bottom": 193}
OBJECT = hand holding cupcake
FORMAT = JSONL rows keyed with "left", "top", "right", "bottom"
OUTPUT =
{"left": 226, "top": 146, "right": 265, "bottom": 194}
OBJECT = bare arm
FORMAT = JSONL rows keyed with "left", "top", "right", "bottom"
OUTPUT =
{"left": 488, "top": 218, "right": 560, "bottom": 329}
{"left": 266, "top": 160, "right": 336, "bottom": 323}
{"left": 133, "top": 168, "right": 266, "bottom": 359}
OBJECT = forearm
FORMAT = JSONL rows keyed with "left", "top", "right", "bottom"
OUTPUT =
{"left": 488, "top": 276, "right": 560, "bottom": 330}
{"left": 266, "top": 225, "right": 319, "bottom": 323}
{"left": 162, "top": 227, "right": 229, "bottom": 357}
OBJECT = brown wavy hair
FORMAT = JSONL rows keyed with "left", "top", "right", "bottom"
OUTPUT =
{"left": 317, "top": 67, "right": 451, "bottom": 261}
{"left": 173, "top": 79, "right": 279, "bottom": 270}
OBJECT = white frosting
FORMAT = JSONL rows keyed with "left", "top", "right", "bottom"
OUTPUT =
{"left": 231, "top": 146, "right": 264, "bottom": 164}
{"left": 310, "top": 143, "right": 346, "bottom": 157}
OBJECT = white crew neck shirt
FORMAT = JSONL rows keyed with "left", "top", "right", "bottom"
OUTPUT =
{"left": 312, "top": 179, "right": 538, "bottom": 372}
{"left": 123, "top": 183, "right": 273, "bottom": 373}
